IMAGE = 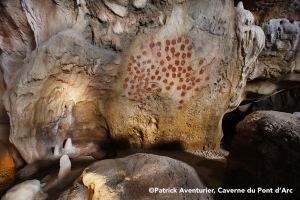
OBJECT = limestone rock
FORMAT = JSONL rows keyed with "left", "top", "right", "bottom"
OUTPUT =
{"left": 1, "top": 0, "right": 266, "bottom": 163}
{"left": 79, "top": 153, "right": 214, "bottom": 200}
{"left": 102, "top": 0, "right": 264, "bottom": 150}
{"left": 223, "top": 111, "right": 300, "bottom": 200}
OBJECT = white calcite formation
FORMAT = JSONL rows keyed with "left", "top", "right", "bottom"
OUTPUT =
{"left": 58, "top": 155, "right": 71, "bottom": 180}
{"left": 1, "top": 180, "right": 45, "bottom": 200}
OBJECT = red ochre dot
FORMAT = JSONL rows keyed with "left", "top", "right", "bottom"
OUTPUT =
{"left": 134, "top": 67, "right": 138, "bottom": 71}
{"left": 151, "top": 65, "right": 155, "bottom": 69}
{"left": 151, "top": 76, "right": 155, "bottom": 80}
{"left": 137, "top": 70, "right": 140, "bottom": 74}
{"left": 131, "top": 85, "right": 134, "bottom": 89}
{"left": 170, "top": 82, "right": 174, "bottom": 86}
{"left": 143, "top": 61, "right": 146, "bottom": 65}
{"left": 147, "top": 69, "right": 151, "bottom": 72}
{"left": 178, "top": 67, "right": 183, "bottom": 71}
{"left": 150, "top": 43, "right": 155, "bottom": 48}
{"left": 147, "top": 59, "right": 151, "bottom": 63}
{"left": 157, "top": 52, "right": 162, "bottom": 57}
{"left": 183, "top": 69, "right": 186, "bottom": 73}
{"left": 165, "top": 46, "right": 169, "bottom": 52}
{"left": 186, "top": 73, "right": 191, "bottom": 77}
{"left": 142, "top": 68, "right": 145, "bottom": 73}
{"left": 166, "top": 86, "right": 171, "bottom": 90}
{"left": 166, "top": 56, "right": 171, "bottom": 61}
{"left": 162, "top": 68, "right": 167, "bottom": 72}
{"left": 171, "top": 47, "right": 175, "bottom": 53}
{"left": 206, "top": 76, "right": 210, "bottom": 81}
{"left": 166, "top": 73, "right": 170, "bottom": 77}
{"left": 177, "top": 73, "right": 181, "bottom": 77}
{"left": 172, "top": 67, "right": 176, "bottom": 72}
{"left": 179, "top": 100, "right": 184, "bottom": 104}
{"left": 181, "top": 92, "right": 186, "bottom": 96}
{"left": 157, "top": 76, "right": 162, "bottom": 80}
{"left": 166, "top": 40, "right": 170, "bottom": 45}
{"left": 181, "top": 60, "right": 186, "bottom": 65}
{"left": 133, "top": 59, "right": 137, "bottom": 63}
{"left": 187, "top": 53, "right": 192, "bottom": 58}
{"left": 191, "top": 77, "right": 195, "bottom": 81}
{"left": 163, "top": 79, "right": 168, "bottom": 83}
{"left": 168, "top": 64, "right": 173, "bottom": 69}
{"left": 199, "top": 69, "right": 204, "bottom": 74}
{"left": 128, "top": 92, "right": 132, "bottom": 95}
{"left": 156, "top": 42, "right": 161, "bottom": 46}
{"left": 137, "top": 55, "right": 141, "bottom": 59}
{"left": 187, "top": 86, "right": 192, "bottom": 90}
{"left": 157, "top": 88, "right": 162, "bottom": 92}
{"left": 172, "top": 73, "right": 176, "bottom": 78}
{"left": 123, "top": 84, "right": 128, "bottom": 89}
{"left": 177, "top": 37, "right": 182, "bottom": 43}
{"left": 155, "top": 70, "right": 159, "bottom": 75}
{"left": 177, "top": 86, "right": 181, "bottom": 90}
{"left": 175, "top": 60, "right": 180, "bottom": 66}
{"left": 137, "top": 62, "right": 141, "bottom": 67}
{"left": 127, "top": 67, "right": 131, "bottom": 72}
{"left": 147, "top": 88, "right": 151, "bottom": 92}
{"left": 125, "top": 78, "right": 129, "bottom": 82}
{"left": 185, "top": 39, "right": 190, "bottom": 44}
{"left": 160, "top": 60, "right": 164, "bottom": 66}
{"left": 179, "top": 78, "right": 184, "bottom": 82}
{"left": 195, "top": 88, "right": 200, "bottom": 92}
{"left": 188, "top": 66, "right": 192, "bottom": 71}
{"left": 196, "top": 78, "right": 201, "bottom": 82}
{"left": 182, "top": 53, "right": 186, "bottom": 59}
{"left": 180, "top": 45, "right": 185, "bottom": 50}
{"left": 199, "top": 59, "right": 204, "bottom": 65}
{"left": 172, "top": 39, "right": 176, "bottom": 45}
{"left": 128, "top": 63, "right": 132, "bottom": 66}
{"left": 142, "top": 51, "right": 147, "bottom": 55}
{"left": 178, "top": 106, "right": 182, "bottom": 110}
{"left": 175, "top": 52, "right": 180, "bottom": 57}
{"left": 188, "top": 45, "right": 193, "bottom": 51}
{"left": 151, "top": 84, "right": 156, "bottom": 88}
{"left": 186, "top": 78, "right": 190, "bottom": 82}
{"left": 182, "top": 85, "right": 186, "bottom": 89}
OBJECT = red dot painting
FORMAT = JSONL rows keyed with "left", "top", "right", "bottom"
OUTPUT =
{"left": 122, "top": 36, "right": 208, "bottom": 109}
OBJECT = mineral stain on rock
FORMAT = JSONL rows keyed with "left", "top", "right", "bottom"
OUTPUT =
{"left": 122, "top": 36, "right": 208, "bottom": 108}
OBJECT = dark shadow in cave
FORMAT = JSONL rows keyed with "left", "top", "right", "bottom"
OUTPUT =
{"left": 221, "top": 87, "right": 300, "bottom": 151}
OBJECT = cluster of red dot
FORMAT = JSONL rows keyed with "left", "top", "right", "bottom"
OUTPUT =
{"left": 122, "top": 36, "right": 209, "bottom": 110}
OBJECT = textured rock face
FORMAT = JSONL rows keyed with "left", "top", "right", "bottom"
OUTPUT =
{"left": 102, "top": 1, "right": 264, "bottom": 150}
{"left": 2, "top": 0, "right": 265, "bottom": 162}
{"left": 78, "top": 153, "right": 213, "bottom": 200}
{"left": 223, "top": 111, "right": 300, "bottom": 200}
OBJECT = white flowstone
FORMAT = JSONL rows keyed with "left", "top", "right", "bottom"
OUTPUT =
{"left": 132, "top": 0, "right": 147, "bottom": 9}
{"left": 113, "top": 22, "right": 124, "bottom": 34}
{"left": 53, "top": 145, "right": 60, "bottom": 156}
{"left": 64, "top": 138, "right": 73, "bottom": 150}
{"left": 58, "top": 155, "right": 71, "bottom": 180}
{"left": 1, "top": 180, "right": 42, "bottom": 200}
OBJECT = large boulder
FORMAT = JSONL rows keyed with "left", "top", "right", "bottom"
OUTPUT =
{"left": 223, "top": 111, "right": 300, "bottom": 200}
{"left": 71, "top": 153, "right": 214, "bottom": 199}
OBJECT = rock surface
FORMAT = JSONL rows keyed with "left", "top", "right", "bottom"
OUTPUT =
{"left": 75, "top": 153, "right": 214, "bottom": 200}
{"left": 223, "top": 111, "right": 300, "bottom": 200}
{"left": 1, "top": 0, "right": 265, "bottom": 163}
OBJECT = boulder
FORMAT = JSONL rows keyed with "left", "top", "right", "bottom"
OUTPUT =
{"left": 223, "top": 111, "right": 300, "bottom": 200}
{"left": 75, "top": 153, "right": 214, "bottom": 199}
